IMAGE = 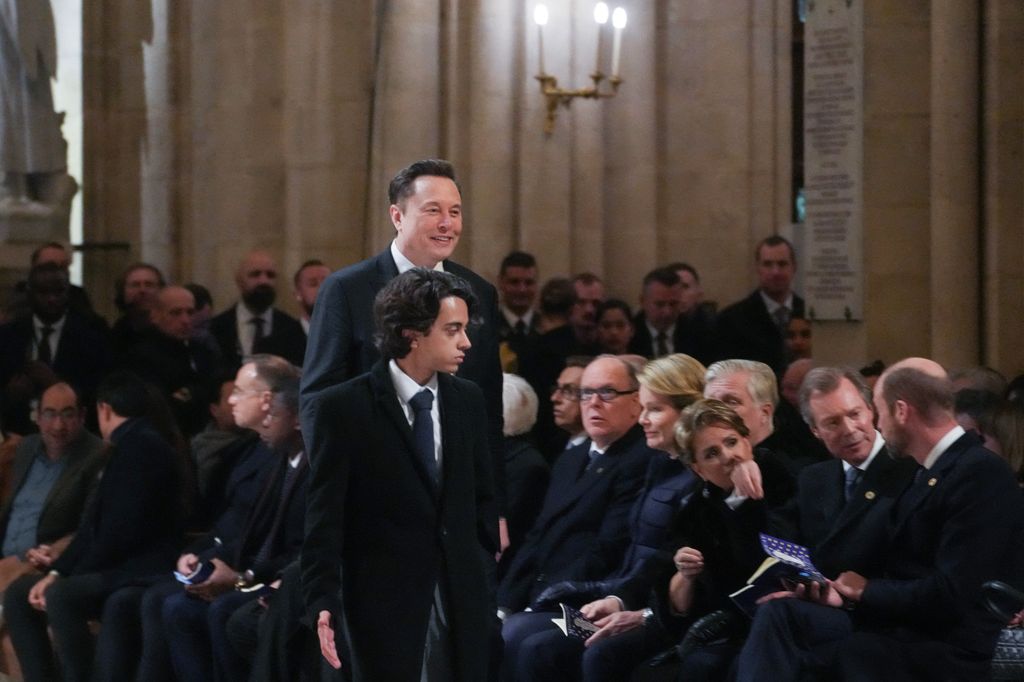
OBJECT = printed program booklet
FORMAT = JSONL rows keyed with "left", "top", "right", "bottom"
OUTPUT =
{"left": 729, "top": 534, "right": 826, "bottom": 616}
{"left": 551, "top": 603, "right": 600, "bottom": 640}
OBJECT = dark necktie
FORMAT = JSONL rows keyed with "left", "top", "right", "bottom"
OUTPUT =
{"left": 514, "top": 319, "right": 527, "bottom": 337}
{"left": 773, "top": 305, "right": 790, "bottom": 331}
{"left": 37, "top": 326, "right": 54, "bottom": 364}
{"left": 844, "top": 466, "right": 863, "bottom": 502}
{"left": 409, "top": 389, "right": 438, "bottom": 485}
{"left": 250, "top": 317, "right": 265, "bottom": 353}
{"left": 655, "top": 331, "right": 668, "bottom": 357}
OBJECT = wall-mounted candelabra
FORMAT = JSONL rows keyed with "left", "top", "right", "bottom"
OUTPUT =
{"left": 533, "top": 3, "right": 627, "bottom": 134}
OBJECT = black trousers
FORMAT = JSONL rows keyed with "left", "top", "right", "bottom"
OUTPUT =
{"left": 4, "top": 572, "right": 107, "bottom": 682}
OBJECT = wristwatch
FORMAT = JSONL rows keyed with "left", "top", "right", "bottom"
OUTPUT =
{"left": 641, "top": 607, "right": 654, "bottom": 626}
{"left": 235, "top": 569, "right": 255, "bottom": 590}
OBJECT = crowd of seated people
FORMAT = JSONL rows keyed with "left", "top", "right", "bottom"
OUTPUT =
{"left": 0, "top": 234, "right": 1022, "bottom": 682}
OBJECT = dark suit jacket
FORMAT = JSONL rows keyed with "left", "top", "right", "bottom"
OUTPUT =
{"left": 628, "top": 312, "right": 715, "bottom": 366}
{"left": 773, "top": 443, "right": 915, "bottom": 579}
{"left": 212, "top": 451, "right": 308, "bottom": 583}
{"left": 209, "top": 306, "right": 306, "bottom": 371}
{"left": 497, "top": 424, "right": 655, "bottom": 612}
{"left": 714, "top": 289, "right": 805, "bottom": 373}
{"left": 0, "top": 431, "right": 107, "bottom": 550}
{"left": 0, "top": 310, "right": 112, "bottom": 433}
{"left": 299, "top": 248, "right": 506, "bottom": 509}
{"left": 51, "top": 418, "right": 184, "bottom": 590}
{"left": 302, "top": 361, "right": 498, "bottom": 682}
{"left": 190, "top": 435, "right": 276, "bottom": 551}
{"left": 121, "top": 330, "right": 222, "bottom": 437}
{"left": 856, "top": 433, "right": 1024, "bottom": 671}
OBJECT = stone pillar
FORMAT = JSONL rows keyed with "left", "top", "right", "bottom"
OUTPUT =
{"left": 983, "top": 0, "right": 1024, "bottom": 375}
{"left": 930, "top": 0, "right": 980, "bottom": 369}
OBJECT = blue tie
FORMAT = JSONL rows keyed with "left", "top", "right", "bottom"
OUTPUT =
{"left": 409, "top": 389, "right": 438, "bottom": 485}
{"left": 844, "top": 466, "right": 863, "bottom": 502}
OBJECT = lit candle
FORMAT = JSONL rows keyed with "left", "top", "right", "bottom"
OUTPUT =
{"left": 534, "top": 4, "right": 549, "bottom": 75}
{"left": 611, "top": 7, "right": 627, "bottom": 77}
{"left": 594, "top": 3, "right": 609, "bottom": 75}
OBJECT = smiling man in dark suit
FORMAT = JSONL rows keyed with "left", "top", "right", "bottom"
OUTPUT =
{"left": 735, "top": 358, "right": 1024, "bottom": 681}
{"left": 300, "top": 158, "right": 507, "bottom": 544}
{"left": 302, "top": 269, "right": 498, "bottom": 681}
{"left": 774, "top": 366, "right": 915, "bottom": 579}
{"left": 715, "top": 235, "right": 805, "bottom": 374}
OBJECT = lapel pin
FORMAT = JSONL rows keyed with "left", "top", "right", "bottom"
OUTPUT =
{"left": 864, "top": 490, "right": 875, "bottom": 500}
{"left": 928, "top": 477, "right": 937, "bottom": 487}
{"left": 596, "top": 467, "right": 605, "bottom": 474}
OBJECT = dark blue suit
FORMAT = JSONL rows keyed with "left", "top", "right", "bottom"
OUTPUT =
{"left": 736, "top": 432, "right": 1024, "bottom": 681}
{"left": 774, "top": 443, "right": 916, "bottom": 579}
{"left": 496, "top": 424, "right": 655, "bottom": 614}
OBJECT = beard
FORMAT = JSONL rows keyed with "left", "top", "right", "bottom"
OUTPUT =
{"left": 242, "top": 284, "right": 276, "bottom": 313}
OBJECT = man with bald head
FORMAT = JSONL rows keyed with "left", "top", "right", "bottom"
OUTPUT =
{"left": 735, "top": 357, "right": 1024, "bottom": 681}
{"left": 499, "top": 355, "right": 655, "bottom": 673}
{"left": 124, "top": 285, "right": 221, "bottom": 436}
{"left": 210, "top": 250, "right": 307, "bottom": 370}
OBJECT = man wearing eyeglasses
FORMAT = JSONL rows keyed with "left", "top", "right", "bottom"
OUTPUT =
{"left": 498, "top": 355, "right": 655, "bottom": 671}
{"left": 549, "top": 356, "right": 591, "bottom": 457}
{"left": 0, "top": 382, "right": 105, "bottom": 591}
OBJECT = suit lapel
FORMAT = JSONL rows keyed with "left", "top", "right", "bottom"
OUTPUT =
{"left": 889, "top": 436, "right": 968, "bottom": 537}
{"left": 370, "top": 362, "right": 438, "bottom": 501}
{"left": 819, "top": 458, "right": 880, "bottom": 548}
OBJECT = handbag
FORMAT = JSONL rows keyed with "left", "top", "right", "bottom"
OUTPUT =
{"left": 991, "top": 627, "right": 1024, "bottom": 681}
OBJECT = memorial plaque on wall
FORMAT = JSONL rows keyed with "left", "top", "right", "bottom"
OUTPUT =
{"left": 803, "top": 0, "right": 863, "bottom": 321}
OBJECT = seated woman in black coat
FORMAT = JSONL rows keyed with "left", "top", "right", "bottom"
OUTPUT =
{"left": 657, "top": 398, "right": 795, "bottom": 681}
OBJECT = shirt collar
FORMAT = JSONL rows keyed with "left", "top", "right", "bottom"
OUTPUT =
{"left": 33, "top": 314, "right": 66, "bottom": 334}
{"left": 500, "top": 306, "right": 535, "bottom": 329}
{"left": 237, "top": 301, "right": 272, "bottom": 324}
{"left": 842, "top": 431, "right": 885, "bottom": 474}
{"left": 390, "top": 240, "right": 445, "bottom": 274}
{"left": 923, "top": 425, "right": 966, "bottom": 470}
{"left": 388, "top": 359, "right": 439, "bottom": 405}
{"left": 568, "top": 432, "right": 588, "bottom": 448}
{"left": 645, "top": 320, "right": 675, "bottom": 341}
{"left": 760, "top": 290, "right": 793, "bottom": 315}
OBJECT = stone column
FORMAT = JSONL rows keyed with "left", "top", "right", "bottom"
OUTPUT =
{"left": 930, "top": 0, "right": 980, "bottom": 369}
{"left": 983, "top": 0, "right": 1024, "bottom": 374}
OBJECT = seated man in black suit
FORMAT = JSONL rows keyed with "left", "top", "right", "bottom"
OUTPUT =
{"left": 0, "top": 382, "right": 106, "bottom": 590}
{"left": 4, "top": 371, "right": 185, "bottom": 682}
{"left": 303, "top": 268, "right": 498, "bottom": 681}
{"left": 734, "top": 358, "right": 1024, "bottom": 681}
{"left": 123, "top": 285, "right": 221, "bottom": 437}
{"left": 715, "top": 235, "right": 805, "bottom": 374}
{"left": 164, "top": 355, "right": 307, "bottom": 682}
{"left": 110, "top": 262, "right": 165, "bottom": 356}
{"left": 210, "top": 250, "right": 307, "bottom": 371}
{"left": 774, "top": 366, "right": 916, "bottom": 579}
{"left": 499, "top": 355, "right": 655, "bottom": 678}
{"left": 628, "top": 266, "right": 706, "bottom": 362}
{"left": 0, "top": 262, "right": 112, "bottom": 435}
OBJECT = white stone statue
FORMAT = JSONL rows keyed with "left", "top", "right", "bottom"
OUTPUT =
{"left": 0, "top": 0, "right": 68, "bottom": 217}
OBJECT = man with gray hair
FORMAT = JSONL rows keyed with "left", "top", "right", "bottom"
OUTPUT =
{"left": 773, "top": 366, "right": 915, "bottom": 579}
{"left": 736, "top": 358, "right": 1024, "bottom": 681}
{"left": 704, "top": 358, "right": 827, "bottom": 472}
